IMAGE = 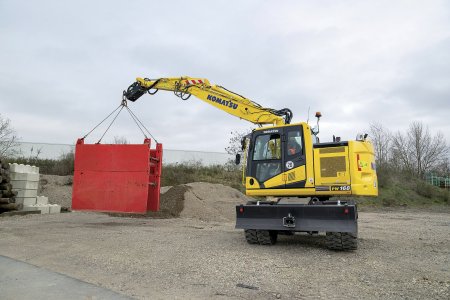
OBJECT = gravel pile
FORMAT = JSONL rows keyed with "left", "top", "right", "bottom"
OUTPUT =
{"left": 181, "top": 182, "right": 251, "bottom": 222}
{"left": 145, "top": 185, "right": 189, "bottom": 218}
{"left": 38, "top": 175, "right": 251, "bottom": 220}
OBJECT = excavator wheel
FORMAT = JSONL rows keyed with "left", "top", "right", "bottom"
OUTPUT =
{"left": 244, "top": 230, "right": 278, "bottom": 245}
{"left": 256, "top": 230, "right": 278, "bottom": 245}
{"left": 326, "top": 232, "right": 358, "bottom": 251}
{"left": 244, "top": 229, "right": 259, "bottom": 244}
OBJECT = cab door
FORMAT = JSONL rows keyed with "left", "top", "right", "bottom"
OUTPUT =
{"left": 247, "top": 128, "right": 284, "bottom": 189}
{"left": 283, "top": 125, "right": 307, "bottom": 188}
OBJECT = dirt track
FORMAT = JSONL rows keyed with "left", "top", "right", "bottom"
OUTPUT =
{"left": 0, "top": 210, "right": 449, "bottom": 299}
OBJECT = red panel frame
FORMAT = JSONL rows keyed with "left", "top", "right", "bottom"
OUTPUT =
{"left": 72, "top": 138, "right": 163, "bottom": 213}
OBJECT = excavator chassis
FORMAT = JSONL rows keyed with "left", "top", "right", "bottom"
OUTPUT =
{"left": 235, "top": 201, "right": 358, "bottom": 250}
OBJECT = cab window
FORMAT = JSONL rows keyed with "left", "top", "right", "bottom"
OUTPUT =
{"left": 253, "top": 134, "right": 281, "bottom": 161}
{"left": 287, "top": 130, "right": 303, "bottom": 156}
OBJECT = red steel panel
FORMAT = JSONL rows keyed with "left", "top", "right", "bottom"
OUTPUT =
{"left": 74, "top": 144, "right": 151, "bottom": 172}
{"left": 72, "top": 138, "right": 163, "bottom": 213}
{"left": 148, "top": 143, "right": 163, "bottom": 211}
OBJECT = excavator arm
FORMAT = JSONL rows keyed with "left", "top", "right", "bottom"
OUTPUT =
{"left": 124, "top": 77, "right": 292, "bottom": 126}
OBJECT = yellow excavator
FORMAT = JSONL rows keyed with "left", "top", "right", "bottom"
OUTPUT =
{"left": 124, "top": 76, "right": 378, "bottom": 250}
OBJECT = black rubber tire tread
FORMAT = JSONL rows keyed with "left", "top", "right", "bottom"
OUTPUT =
{"left": 244, "top": 230, "right": 259, "bottom": 244}
{"left": 326, "top": 232, "right": 358, "bottom": 251}
{"left": 256, "top": 230, "right": 278, "bottom": 245}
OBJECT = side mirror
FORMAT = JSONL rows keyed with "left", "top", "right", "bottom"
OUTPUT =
{"left": 235, "top": 154, "right": 241, "bottom": 165}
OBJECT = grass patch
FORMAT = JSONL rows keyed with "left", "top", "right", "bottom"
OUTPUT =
{"left": 353, "top": 171, "right": 449, "bottom": 208}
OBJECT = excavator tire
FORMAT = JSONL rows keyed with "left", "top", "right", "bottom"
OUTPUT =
{"left": 256, "top": 230, "right": 278, "bottom": 245}
{"left": 244, "top": 229, "right": 259, "bottom": 244}
{"left": 326, "top": 232, "right": 358, "bottom": 251}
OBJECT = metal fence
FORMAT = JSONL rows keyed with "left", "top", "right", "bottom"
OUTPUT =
{"left": 425, "top": 173, "right": 450, "bottom": 190}
{"left": 13, "top": 142, "right": 233, "bottom": 166}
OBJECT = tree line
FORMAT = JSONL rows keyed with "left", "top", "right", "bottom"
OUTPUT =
{"left": 369, "top": 121, "right": 449, "bottom": 177}
{"left": 224, "top": 121, "right": 449, "bottom": 179}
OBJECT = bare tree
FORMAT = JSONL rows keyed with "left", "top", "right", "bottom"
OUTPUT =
{"left": 409, "top": 122, "right": 449, "bottom": 175}
{"left": 391, "top": 121, "right": 448, "bottom": 176}
{"left": 225, "top": 129, "right": 252, "bottom": 157}
{"left": 368, "top": 122, "right": 392, "bottom": 168}
{"left": 434, "top": 155, "right": 450, "bottom": 175}
{"left": 0, "top": 114, "right": 19, "bottom": 158}
{"left": 391, "top": 131, "right": 414, "bottom": 173}
{"left": 113, "top": 136, "right": 129, "bottom": 144}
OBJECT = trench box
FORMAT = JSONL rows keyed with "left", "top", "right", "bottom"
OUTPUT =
{"left": 72, "top": 138, "right": 162, "bottom": 213}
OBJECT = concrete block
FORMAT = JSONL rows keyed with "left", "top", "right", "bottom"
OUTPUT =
{"left": 9, "top": 163, "right": 26, "bottom": 173}
{"left": 15, "top": 197, "right": 37, "bottom": 206}
{"left": 11, "top": 180, "right": 39, "bottom": 190}
{"left": 36, "top": 204, "right": 50, "bottom": 214}
{"left": 8, "top": 164, "right": 39, "bottom": 174}
{"left": 13, "top": 189, "right": 37, "bottom": 198}
{"left": 49, "top": 204, "right": 61, "bottom": 214}
{"left": 9, "top": 173, "right": 39, "bottom": 182}
{"left": 22, "top": 205, "right": 40, "bottom": 212}
{"left": 9, "top": 163, "right": 19, "bottom": 173}
{"left": 36, "top": 196, "right": 48, "bottom": 205}
{"left": 24, "top": 204, "right": 50, "bottom": 214}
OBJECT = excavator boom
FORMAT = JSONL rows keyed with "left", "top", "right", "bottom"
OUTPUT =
{"left": 124, "top": 77, "right": 292, "bottom": 126}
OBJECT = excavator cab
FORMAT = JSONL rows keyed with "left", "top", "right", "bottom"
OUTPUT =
{"left": 243, "top": 121, "right": 378, "bottom": 199}
{"left": 245, "top": 124, "right": 308, "bottom": 193}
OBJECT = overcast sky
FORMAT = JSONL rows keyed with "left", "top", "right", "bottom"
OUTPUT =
{"left": 1, "top": 0, "right": 449, "bottom": 152}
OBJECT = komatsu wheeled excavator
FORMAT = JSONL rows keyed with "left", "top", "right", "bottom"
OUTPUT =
{"left": 124, "top": 76, "right": 378, "bottom": 250}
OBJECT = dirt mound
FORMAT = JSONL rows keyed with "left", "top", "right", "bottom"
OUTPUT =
{"left": 38, "top": 176, "right": 251, "bottom": 221}
{"left": 145, "top": 185, "right": 189, "bottom": 218}
{"left": 181, "top": 182, "right": 251, "bottom": 222}
{"left": 148, "top": 183, "right": 251, "bottom": 221}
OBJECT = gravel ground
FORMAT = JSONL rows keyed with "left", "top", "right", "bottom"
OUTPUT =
{"left": 0, "top": 210, "right": 449, "bottom": 299}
